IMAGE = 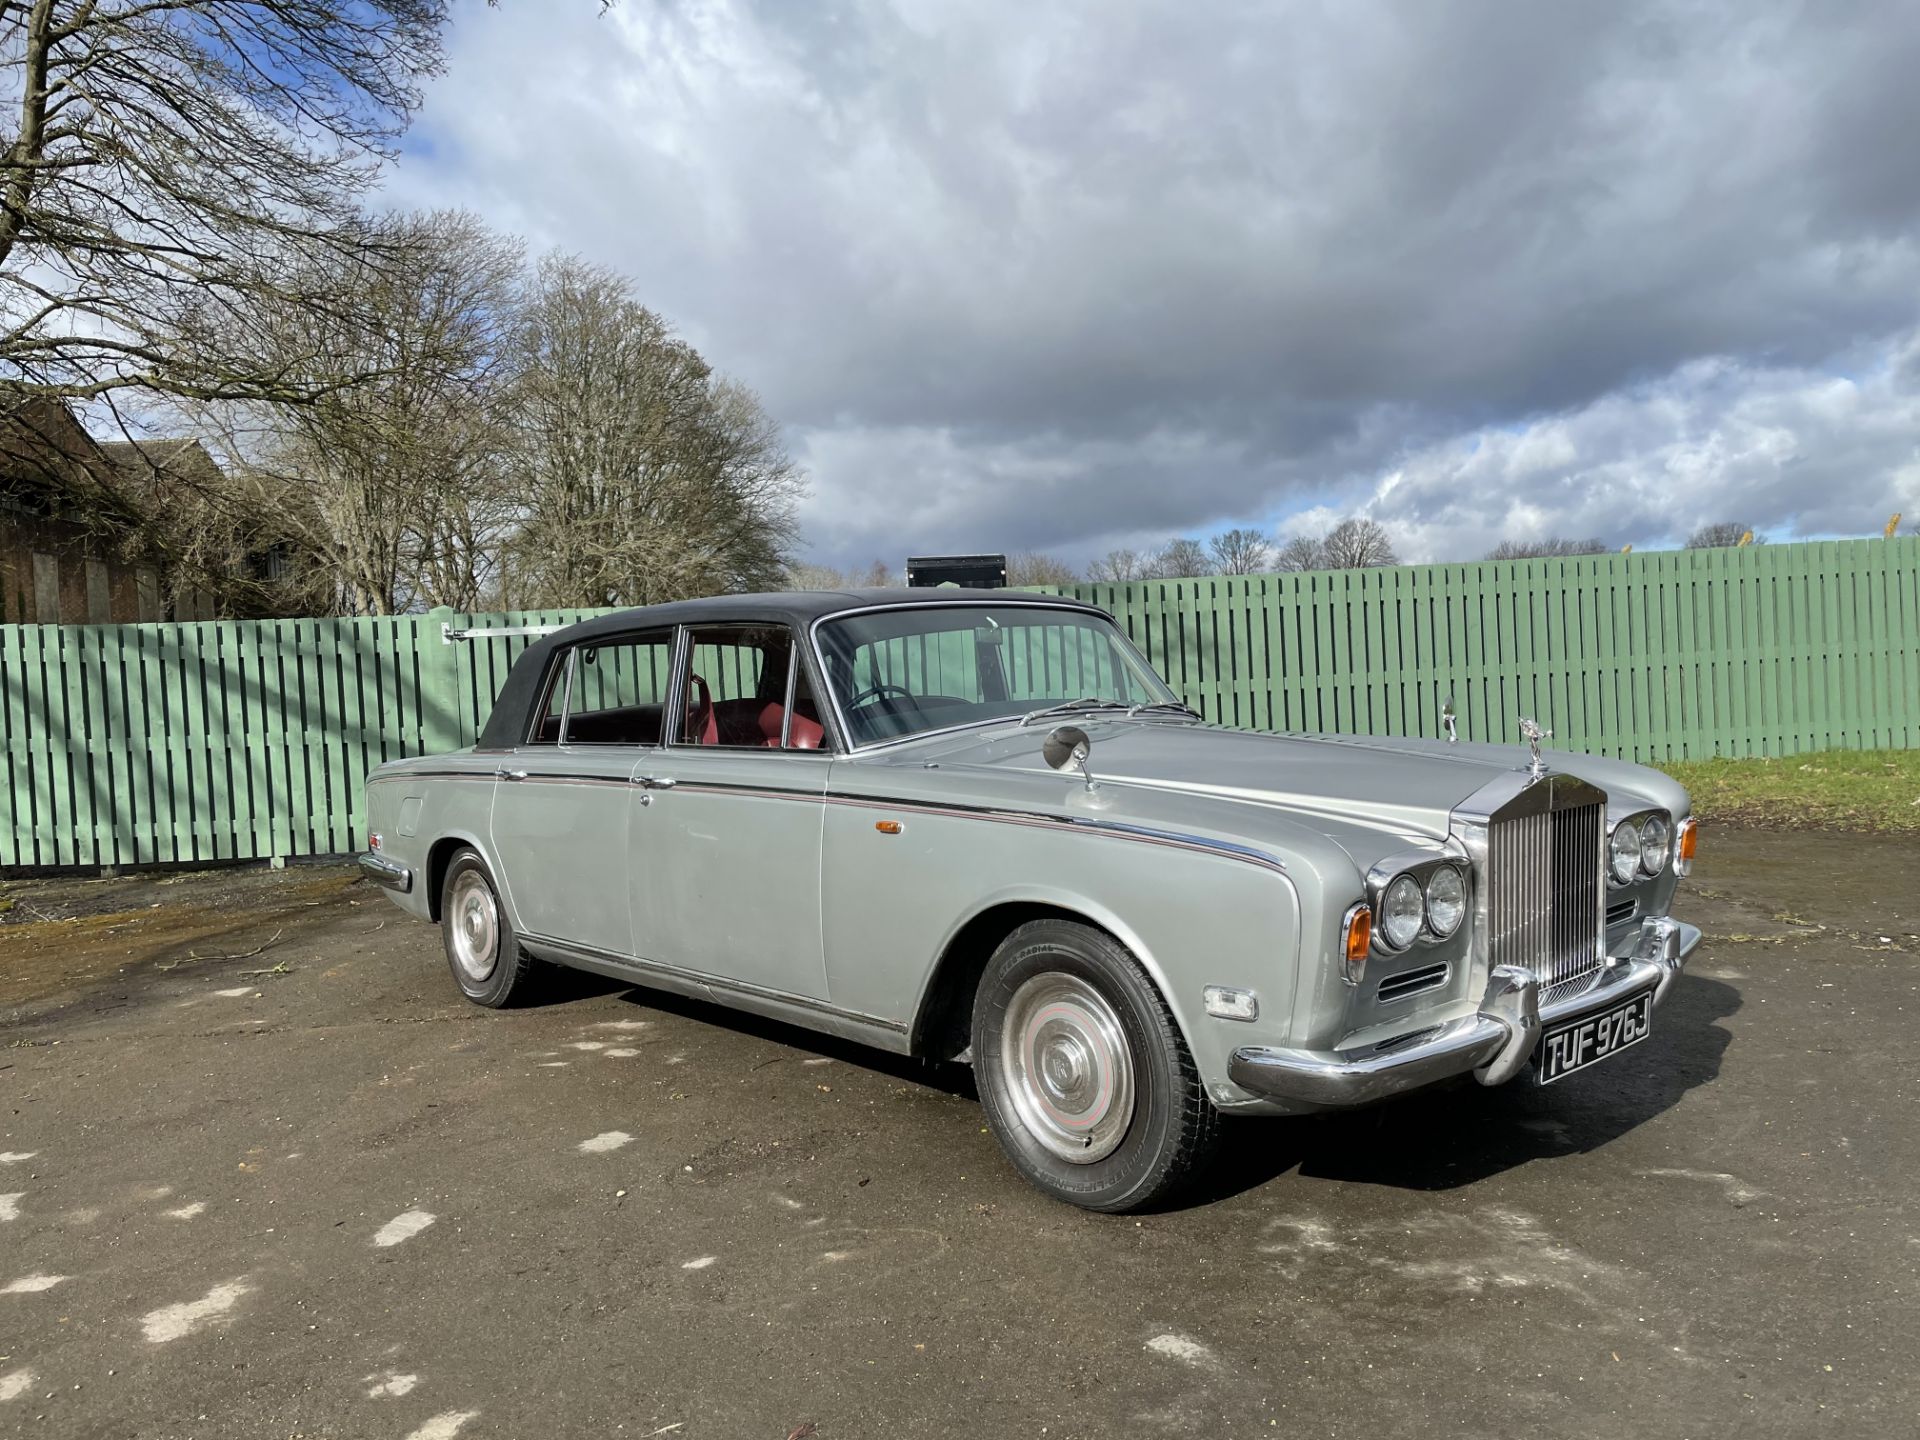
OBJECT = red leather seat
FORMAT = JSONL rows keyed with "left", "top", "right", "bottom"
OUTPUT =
{"left": 699, "top": 699, "right": 824, "bottom": 748}
{"left": 756, "top": 703, "right": 823, "bottom": 749}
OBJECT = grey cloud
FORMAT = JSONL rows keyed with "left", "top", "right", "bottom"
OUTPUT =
{"left": 393, "top": 0, "right": 1920, "bottom": 566}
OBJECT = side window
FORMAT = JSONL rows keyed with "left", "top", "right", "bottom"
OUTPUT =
{"left": 544, "top": 631, "right": 674, "bottom": 746}
{"left": 677, "top": 624, "right": 826, "bottom": 750}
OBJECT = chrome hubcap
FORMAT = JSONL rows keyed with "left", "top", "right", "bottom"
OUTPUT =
{"left": 449, "top": 872, "right": 498, "bottom": 982}
{"left": 998, "top": 973, "right": 1136, "bottom": 1164}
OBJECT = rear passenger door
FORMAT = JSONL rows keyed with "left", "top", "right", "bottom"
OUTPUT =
{"left": 630, "top": 623, "right": 832, "bottom": 999}
{"left": 489, "top": 629, "right": 674, "bottom": 960}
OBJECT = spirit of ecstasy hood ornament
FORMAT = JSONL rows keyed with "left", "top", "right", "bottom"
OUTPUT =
{"left": 1517, "top": 717, "right": 1551, "bottom": 778}
{"left": 1441, "top": 694, "right": 1457, "bottom": 744}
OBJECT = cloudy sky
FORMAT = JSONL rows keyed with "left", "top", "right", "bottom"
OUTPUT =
{"left": 386, "top": 0, "right": 1920, "bottom": 570}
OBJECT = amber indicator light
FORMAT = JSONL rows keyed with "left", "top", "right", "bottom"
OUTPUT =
{"left": 875, "top": 820, "right": 903, "bottom": 835}
{"left": 1344, "top": 906, "right": 1372, "bottom": 965}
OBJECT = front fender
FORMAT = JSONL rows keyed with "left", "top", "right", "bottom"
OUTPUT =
{"left": 817, "top": 792, "right": 1305, "bottom": 1095}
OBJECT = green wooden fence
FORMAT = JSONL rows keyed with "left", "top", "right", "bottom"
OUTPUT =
{"left": 3, "top": 539, "right": 1916, "bottom": 871}
{"left": 1, "top": 607, "right": 614, "bottom": 871}
{"left": 1064, "top": 538, "right": 1920, "bottom": 763}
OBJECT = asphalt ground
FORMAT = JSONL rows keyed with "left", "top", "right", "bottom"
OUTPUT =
{"left": 1, "top": 827, "right": 1915, "bottom": 1439}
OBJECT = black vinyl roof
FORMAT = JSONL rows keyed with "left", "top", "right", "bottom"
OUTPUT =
{"left": 476, "top": 588, "right": 1106, "bottom": 750}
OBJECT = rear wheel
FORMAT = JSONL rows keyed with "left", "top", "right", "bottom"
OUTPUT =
{"left": 972, "top": 919, "right": 1218, "bottom": 1212}
{"left": 440, "top": 849, "right": 538, "bottom": 1008}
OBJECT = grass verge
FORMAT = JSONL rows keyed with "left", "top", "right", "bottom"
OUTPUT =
{"left": 1659, "top": 748, "right": 1920, "bottom": 834}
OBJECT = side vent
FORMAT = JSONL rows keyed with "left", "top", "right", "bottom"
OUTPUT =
{"left": 1377, "top": 962, "right": 1450, "bottom": 1004}
{"left": 1607, "top": 899, "right": 1638, "bottom": 928}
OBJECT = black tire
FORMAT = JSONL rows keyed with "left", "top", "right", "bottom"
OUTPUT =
{"left": 972, "top": 919, "right": 1218, "bottom": 1212}
{"left": 439, "top": 848, "right": 539, "bottom": 1008}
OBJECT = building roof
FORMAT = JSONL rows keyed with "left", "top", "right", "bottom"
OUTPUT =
{"left": 96, "top": 438, "right": 225, "bottom": 500}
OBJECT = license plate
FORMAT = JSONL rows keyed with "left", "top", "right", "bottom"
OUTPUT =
{"left": 1537, "top": 988, "right": 1654, "bottom": 1084}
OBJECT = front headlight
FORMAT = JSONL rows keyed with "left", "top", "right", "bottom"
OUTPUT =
{"left": 1639, "top": 814, "right": 1672, "bottom": 875}
{"left": 1425, "top": 864, "right": 1467, "bottom": 937}
{"left": 1380, "top": 873, "right": 1425, "bottom": 949}
{"left": 1609, "top": 818, "right": 1642, "bottom": 885}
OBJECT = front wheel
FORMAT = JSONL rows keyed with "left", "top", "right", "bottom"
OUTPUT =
{"left": 972, "top": 920, "right": 1218, "bottom": 1212}
{"left": 440, "top": 849, "right": 539, "bottom": 1008}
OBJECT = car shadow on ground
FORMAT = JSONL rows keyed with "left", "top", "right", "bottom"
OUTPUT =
{"left": 1183, "top": 971, "right": 1743, "bottom": 1208}
{"left": 530, "top": 962, "right": 1740, "bottom": 1210}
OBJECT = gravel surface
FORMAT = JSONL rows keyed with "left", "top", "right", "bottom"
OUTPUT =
{"left": 1, "top": 830, "right": 1914, "bottom": 1438}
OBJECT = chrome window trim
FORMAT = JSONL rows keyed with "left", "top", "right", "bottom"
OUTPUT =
{"left": 554, "top": 646, "right": 579, "bottom": 744}
{"left": 524, "top": 645, "right": 574, "bottom": 746}
{"left": 806, "top": 597, "right": 1162, "bottom": 757}
{"left": 780, "top": 627, "right": 797, "bottom": 749}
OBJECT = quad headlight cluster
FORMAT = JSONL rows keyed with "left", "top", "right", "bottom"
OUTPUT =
{"left": 1375, "top": 862, "right": 1469, "bottom": 951}
{"left": 1608, "top": 810, "right": 1673, "bottom": 885}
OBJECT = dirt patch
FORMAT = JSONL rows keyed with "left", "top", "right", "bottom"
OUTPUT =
{"left": 0, "top": 863, "right": 363, "bottom": 1014}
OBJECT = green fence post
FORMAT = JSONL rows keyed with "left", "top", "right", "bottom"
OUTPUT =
{"left": 418, "top": 607, "right": 463, "bottom": 758}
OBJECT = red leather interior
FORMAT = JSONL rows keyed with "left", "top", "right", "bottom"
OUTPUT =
{"left": 768, "top": 703, "right": 824, "bottom": 750}
{"left": 702, "top": 699, "right": 823, "bottom": 748}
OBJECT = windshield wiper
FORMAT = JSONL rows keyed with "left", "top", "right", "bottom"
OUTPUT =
{"left": 1020, "top": 697, "right": 1131, "bottom": 726}
{"left": 1124, "top": 700, "right": 1203, "bottom": 720}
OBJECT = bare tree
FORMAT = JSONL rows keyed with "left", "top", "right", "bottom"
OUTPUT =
{"left": 1, "top": 1, "right": 451, "bottom": 407}
{"left": 99, "top": 435, "right": 332, "bottom": 618}
{"left": 1485, "top": 536, "right": 1608, "bottom": 560}
{"left": 1085, "top": 547, "right": 1148, "bottom": 583}
{"left": 784, "top": 561, "right": 851, "bottom": 590}
{"left": 1143, "top": 537, "right": 1208, "bottom": 579}
{"left": 503, "top": 254, "right": 803, "bottom": 608}
{"left": 182, "top": 210, "right": 524, "bottom": 614}
{"left": 1686, "top": 522, "right": 1759, "bottom": 548}
{"left": 790, "top": 559, "right": 896, "bottom": 588}
{"left": 1208, "top": 527, "right": 1272, "bottom": 575}
{"left": 1007, "top": 551, "right": 1078, "bottom": 588}
{"left": 1273, "top": 535, "right": 1325, "bottom": 572}
{"left": 1317, "top": 517, "right": 1398, "bottom": 569}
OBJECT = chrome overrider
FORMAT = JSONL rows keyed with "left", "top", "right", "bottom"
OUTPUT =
{"left": 1226, "top": 915, "right": 1701, "bottom": 1109}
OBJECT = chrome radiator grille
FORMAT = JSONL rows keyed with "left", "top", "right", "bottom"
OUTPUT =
{"left": 1486, "top": 799, "right": 1604, "bottom": 989}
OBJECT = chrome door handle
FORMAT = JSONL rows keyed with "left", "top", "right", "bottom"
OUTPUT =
{"left": 497, "top": 768, "right": 528, "bottom": 781}
{"left": 637, "top": 775, "right": 677, "bottom": 789}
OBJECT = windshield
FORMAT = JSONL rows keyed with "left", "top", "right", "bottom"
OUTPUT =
{"left": 817, "top": 605, "right": 1180, "bottom": 746}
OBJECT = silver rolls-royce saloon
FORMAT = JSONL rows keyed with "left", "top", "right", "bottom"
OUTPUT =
{"left": 359, "top": 590, "right": 1701, "bottom": 1211}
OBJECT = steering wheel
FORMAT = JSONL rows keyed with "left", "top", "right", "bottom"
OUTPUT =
{"left": 848, "top": 682, "right": 917, "bottom": 710}
{"left": 685, "top": 672, "right": 715, "bottom": 744}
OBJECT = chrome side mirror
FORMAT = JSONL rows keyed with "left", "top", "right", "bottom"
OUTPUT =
{"left": 1042, "top": 725, "right": 1098, "bottom": 791}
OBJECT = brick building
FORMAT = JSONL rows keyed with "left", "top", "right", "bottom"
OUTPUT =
{"left": 1, "top": 398, "right": 296, "bottom": 624}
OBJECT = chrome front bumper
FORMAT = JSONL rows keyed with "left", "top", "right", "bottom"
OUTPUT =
{"left": 1227, "top": 916, "right": 1701, "bottom": 1109}
{"left": 356, "top": 850, "right": 413, "bottom": 894}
